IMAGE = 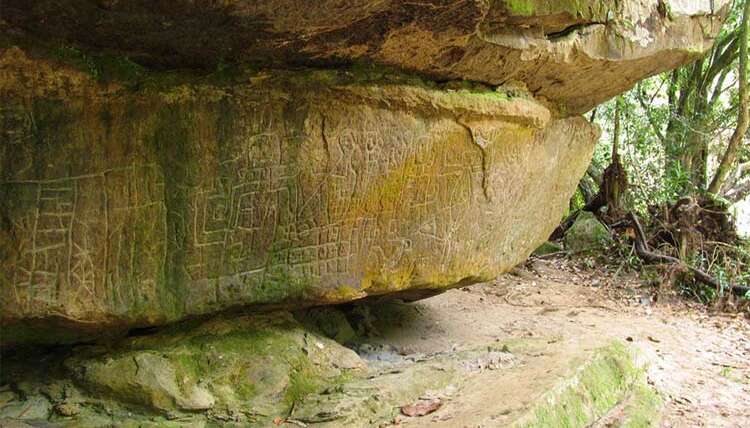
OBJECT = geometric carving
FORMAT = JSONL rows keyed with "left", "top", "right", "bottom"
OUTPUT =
{"left": 1, "top": 75, "right": 598, "bottom": 343}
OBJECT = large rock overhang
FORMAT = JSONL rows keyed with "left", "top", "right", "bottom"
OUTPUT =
{"left": 0, "top": 0, "right": 729, "bottom": 345}
{"left": 0, "top": 0, "right": 730, "bottom": 114}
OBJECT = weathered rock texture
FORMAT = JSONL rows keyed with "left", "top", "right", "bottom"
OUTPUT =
{"left": 1, "top": 0, "right": 728, "bottom": 114}
{"left": 0, "top": 312, "right": 368, "bottom": 425}
{"left": 0, "top": 0, "right": 729, "bottom": 344}
{"left": 0, "top": 48, "right": 596, "bottom": 343}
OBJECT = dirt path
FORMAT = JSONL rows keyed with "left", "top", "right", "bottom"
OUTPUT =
{"left": 363, "top": 258, "right": 750, "bottom": 427}
{"left": 2, "top": 258, "right": 746, "bottom": 427}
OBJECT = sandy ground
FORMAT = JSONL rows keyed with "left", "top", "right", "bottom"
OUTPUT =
{"left": 362, "top": 257, "right": 750, "bottom": 427}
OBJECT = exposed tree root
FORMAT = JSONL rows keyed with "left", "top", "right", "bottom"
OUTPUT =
{"left": 628, "top": 212, "right": 749, "bottom": 297}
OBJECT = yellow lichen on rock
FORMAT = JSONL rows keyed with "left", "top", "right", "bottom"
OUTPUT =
{"left": 0, "top": 51, "right": 597, "bottom": 344}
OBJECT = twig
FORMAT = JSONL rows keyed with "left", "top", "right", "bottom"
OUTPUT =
{"left": 532, "top": 250, "right": 569, "bottom": 259}
{"left": 284, "top": 419, "right": 309, "bottom": 427}
{"left": 706, "top": 240, "right": 747, "bottom": 252}
{"left": 502, "top": 295, "right": 616, "bottom": 312}
{"left": 711, "top": 362, "right": 745, "bottom": 369}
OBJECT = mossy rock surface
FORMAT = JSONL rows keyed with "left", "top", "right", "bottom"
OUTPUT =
{"left": 295, "top": 307, "right": 359, "bottom": 344}
{"left": 62, "top": 313, "right": 365, "bottom": 420}
{"left": 517, "top": 342, "right": 661, "bottom": 428}
{"left": 0, "top": 310, "right": 661, "bottom": 428}
{"left": 0, "top": 0, "right": 729, "bottom": 114}
{"left": 564, "top": 211, "right": 613, "bottom": 253}
{"left": 1, "top": 48, "right": 598, "bottom": 345}
{"left": 533, "top": 241, "right": 564, "bottom": 256}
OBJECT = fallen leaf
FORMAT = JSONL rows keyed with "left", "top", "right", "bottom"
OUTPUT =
{"left": 647, "top": 336, "right": 661, "bottom": 343}
{"left": 400, "top": 398, "right": 442, "bottom": 417}
{"left": 273, "top": 416, "right": 284, "bottom": 425}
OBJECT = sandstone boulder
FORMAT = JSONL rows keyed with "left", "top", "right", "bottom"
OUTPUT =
{"left": 0, "top": 0, "right": 729, "bottom": 344}
{"left": 0, "top": 49, "right": 597, "bottom": 343}
{"left": 0, "top": 49, "right": 598, "bottom": 342}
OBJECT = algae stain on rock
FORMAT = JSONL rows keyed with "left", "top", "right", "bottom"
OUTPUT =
{"left": 62, "top": 313, "right": 365, "bottom": 422}
{"left": 518, "top": 342, "right": 660, "bottom": 428}
{"left": 151, "top": 106, "right": 194, "bottom": 321}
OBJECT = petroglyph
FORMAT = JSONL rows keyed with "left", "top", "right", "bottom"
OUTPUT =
{"left": 0, "top": 62, "right": 598, "bottom": 342}
{"left": 2, "top": 164, "right": 166, "bottom": 316}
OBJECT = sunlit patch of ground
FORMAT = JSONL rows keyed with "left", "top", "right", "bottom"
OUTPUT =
{"left": 365, "top": 258, "right": 750, "bottom": 427}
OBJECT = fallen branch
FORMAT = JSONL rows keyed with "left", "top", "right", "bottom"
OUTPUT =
{"left": 627, "top": 213, "right": 749, "bottom": 296}
{"left": 532, "top": 250, "right": 569, "bottom": 259}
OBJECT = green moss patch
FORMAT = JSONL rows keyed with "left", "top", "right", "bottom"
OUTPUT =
{"left": 506, "top": 0, "right": 537, "bottom": 16}
{"left": 63, "top": 313, "right": 365, "bottom": 423}
{"left": 564, "top": 211, "right": 614, "bottom": 253}
{"left": 518, "top": 342, "right": 660, "bottom": 427}
{"left": 620, "top": 382, "right": 662, "bottom": 428}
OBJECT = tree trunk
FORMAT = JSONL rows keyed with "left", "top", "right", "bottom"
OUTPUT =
{"left": 569, "top": 96, "right": 630, "bottom": 224}
{"left": 602, "top": 97, "right": 628, "bottom": 219}
{"left": 708, "top": 0, "right": 750, "bottom": 194}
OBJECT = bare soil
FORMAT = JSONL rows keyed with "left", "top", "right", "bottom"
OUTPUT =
{"left": 363, "top": 257, "right": 750, "bottom": 427}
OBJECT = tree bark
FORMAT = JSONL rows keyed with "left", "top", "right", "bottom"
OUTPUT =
{"left": 602, "top": 97, "right": 628, "bottom": 218}
{"left": 725, "top": 178, "right": 750, "bottom": 202}
{"left": 708, "top": 0, "right": 750, "bottom": 194}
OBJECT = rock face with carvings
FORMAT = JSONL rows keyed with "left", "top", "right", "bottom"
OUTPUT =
{"left": 0, "top": 0, "right": 729, "bottom": 344}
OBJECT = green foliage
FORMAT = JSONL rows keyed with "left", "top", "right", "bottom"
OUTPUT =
{"left": 582, "top": 1, "right": 750, "bottom": 303}
{"left": 569, "top": 187, "right": 587, "bottom": 212}
{"left": 590, "top": 87, "right": 689, "bottom": 212}
{"left": 588, "top": 0, "right": 748, "bottom": 211}
{"left": 673, "top": 240, "right": 750, "bottom": 303}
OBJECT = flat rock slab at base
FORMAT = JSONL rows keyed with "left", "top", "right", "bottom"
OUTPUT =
{"left": 0, "top": 297, "right": 659, "bottom": 427}
{"left": 3, "top": 251, "right": 747, "bottom": 427}
{"left": 0, "top": 49, "right": 597, "bottom": 345}
{"left": 289, "top": 338, "right": 657, "bottom": 428}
